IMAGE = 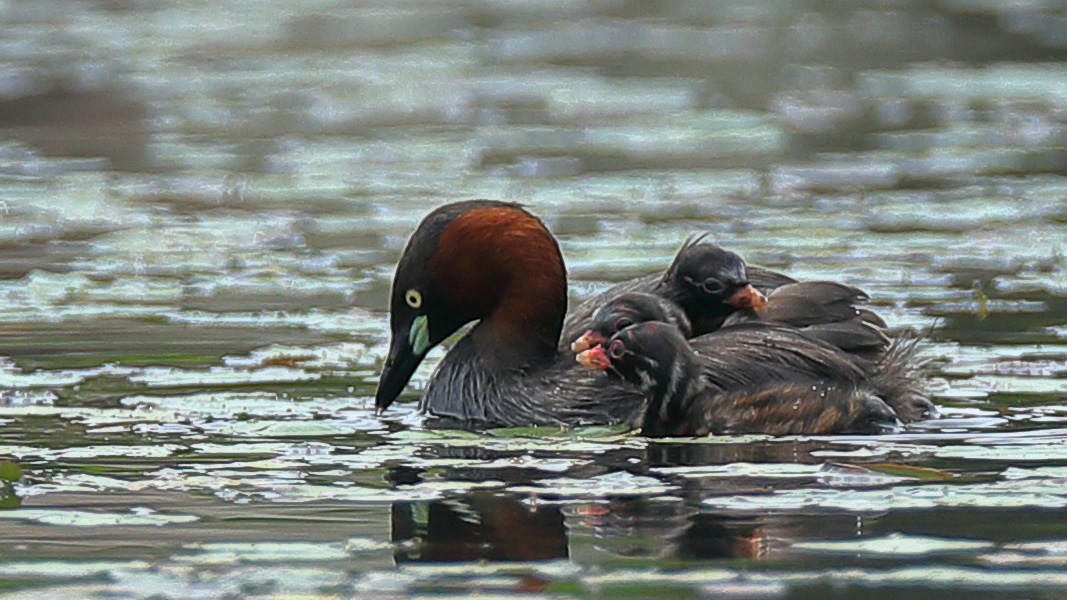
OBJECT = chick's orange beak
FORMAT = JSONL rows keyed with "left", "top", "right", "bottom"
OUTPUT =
{"left": 725, "top": 284, "right": 767, "bottom": 310}
{"left": 576, "top": 346, "right": 611, "bottom": 371}
{"left": 570, "top": 331, "right": 606, "bottom": 354}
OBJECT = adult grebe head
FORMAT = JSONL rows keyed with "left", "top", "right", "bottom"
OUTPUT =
{"left": 375, "top": 200, "right": 567, "bottom": 414}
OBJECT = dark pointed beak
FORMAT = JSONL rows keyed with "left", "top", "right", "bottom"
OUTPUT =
{"left": 725, "top": 284, "right": 767, "bottom": 310}
{"left": 375, "top": 332, "right": 424, "bottom": 415}
{"left": 576, "top": 346, "right": 611, "bottom": 371}
{"left": 570, "top": 330, "right": 606, "bottom": 354}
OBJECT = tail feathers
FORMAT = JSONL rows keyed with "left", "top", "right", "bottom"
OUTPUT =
{"left": 874, "top": 330, "right": 937, "bottom": 422}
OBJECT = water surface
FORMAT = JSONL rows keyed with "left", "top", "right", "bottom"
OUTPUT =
{"left": 1, "top": 1, "right": 1067, "bottom": 598}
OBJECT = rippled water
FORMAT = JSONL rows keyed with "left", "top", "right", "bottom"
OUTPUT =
{"left": 1, "top": 1, "right": 1067, "bottom": 598}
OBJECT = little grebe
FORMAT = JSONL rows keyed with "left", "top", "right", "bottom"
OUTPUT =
{"left": 376, "top": 200, "right": 932, "bottom": 430}
{"left": 564, "top": 238, "right": 888, "bottom": 358}
{"left": 572, "top": 292, "right": 934, "bottom": 423}
{"left": 561, "top": 238, "right": 779, "bottom": 343}
{"left": 576, "top": 321, "right": 899, "bottom": 436}
{"left": 571, "top": 292, "right": 693, "bottom": 353}
{"left": 573, "top": 280, "right": 890, "bottom": 362}
{"left": 375, "top": 200, "right": 645, "bottom": 426}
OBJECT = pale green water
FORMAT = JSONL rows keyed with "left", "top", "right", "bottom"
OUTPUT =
{"left": 1, "top": 1, "right": 1067, "bottom": 598}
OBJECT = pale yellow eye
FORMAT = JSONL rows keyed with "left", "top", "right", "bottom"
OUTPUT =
{"left": 405, "top": 289, "right": 422, "bottom": 309}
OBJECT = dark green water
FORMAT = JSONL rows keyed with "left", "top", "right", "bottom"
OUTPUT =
{"left": 1, "top": 1, "right": 1066, "bottom": 598}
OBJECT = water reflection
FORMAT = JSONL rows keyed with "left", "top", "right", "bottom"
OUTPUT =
{"left": 391, "top": 494, "right": 765, "bottom": 565}
{"left": 643, "top": 439, "right": 829, "bottom": 467}
{"left": 384, "top": 441, "right": 904, "bottom": 568}
{"left": 392, "top": 495, "right": 568, "bottom": 563}
{"left": 390, "top": 494, "right": 905, "bottom": 567}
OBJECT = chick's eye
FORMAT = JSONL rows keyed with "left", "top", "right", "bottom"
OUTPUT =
{"left": 404, "top": 289, "right": 422, "bottom": 309}
{"left": 608, "top": 339, "right": 626, "bottom": 359}
{"left": 613, "top": 317, "right": 633, "bottom": 332}
{"left": 701, "top": 278, "right": 725, "bottom": 294}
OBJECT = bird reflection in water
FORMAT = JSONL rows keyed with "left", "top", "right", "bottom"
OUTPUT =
{"left": 390, "top": 494, "right": 772, "bottom": 567}
{"left": 566, "top": 497, "right": 767, "bottom": 561}
{"left": 387, "top": 441, "right": 880, "bottom": 569}
{"left": 392, "top": 493, "right": 568, "bottom": 563}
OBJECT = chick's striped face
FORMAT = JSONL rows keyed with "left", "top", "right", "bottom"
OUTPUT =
{"left": 574, "top": 293, "right": 694, "bottom": 355}
{"left": 587, "top": 296, "right": 667, "bottom": 345}
{"left": 681, "top": 254, "right": 747, "bottom": 301}
{"left": 594, "top": 306, "right": 639, "bottom": 339}
{"left": 604, "top": 330, "right": 663, "bottom": 393}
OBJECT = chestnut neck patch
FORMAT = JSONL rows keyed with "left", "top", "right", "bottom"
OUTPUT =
{"left": 427, "top": 205, "right": 567, "bottom": 364}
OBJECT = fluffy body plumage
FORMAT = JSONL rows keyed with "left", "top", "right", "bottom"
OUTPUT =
{"left": 565, "top": 243, "right": 894, "bottom": 366}
{"left": 583, "top": 322, "right": 899, "bottom": 436}
{"left": 574, "top": 292, "right": 933, "bottom": 423}
{"left": 561, "top": 241, "right": 793, "bottom": 344}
